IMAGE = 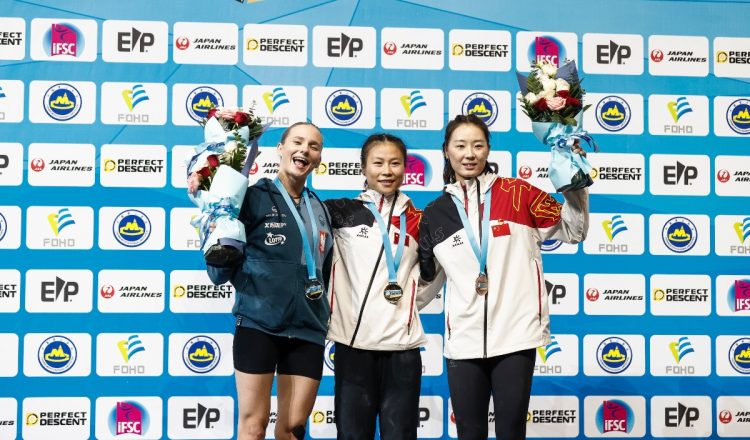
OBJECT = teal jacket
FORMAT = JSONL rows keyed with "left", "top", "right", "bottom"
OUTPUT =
{"left": 207, "top": 178, "right": 334, "bottom": 345}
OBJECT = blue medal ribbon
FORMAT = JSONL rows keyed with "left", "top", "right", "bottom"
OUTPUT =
{"left": 273, "top": 178, "right": 320, "bottom": 283}
{"left": 365, "top": 202, "right": 406, "bottom": 284}
{"left": 450, "top": 182, "right": 492, "bottom": 275}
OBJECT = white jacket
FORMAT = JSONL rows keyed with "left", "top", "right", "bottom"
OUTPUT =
{"left": 325, "top": 190, "right": 443, "bottom": 351}
{"left": 418, "top": 173, "right": 589, "bottom": 359}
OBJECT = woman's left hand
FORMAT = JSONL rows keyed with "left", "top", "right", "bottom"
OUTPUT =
{"left": 572, "top": 140, "right": 586, "bottom": 158}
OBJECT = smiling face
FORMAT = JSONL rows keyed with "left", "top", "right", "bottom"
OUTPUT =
{"left": 444, "top": 123, "right": 490, "bottom": 183}
{"left": 362, "top": 141, "right": 405, "bottom": 196}
{"left": 276, "top": 123, "right": 323, "bottom": 182}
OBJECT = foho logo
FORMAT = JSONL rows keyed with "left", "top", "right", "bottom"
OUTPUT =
{"left": 584, "top": 397, "right": 646, "bottom": 437}
{"left": 101, "top": 82, "right": 168, "bottom": 125}
{"left": 516, "top": 31, "right": 578, "bottom": 72}
{"left": 648, "top": 94, "right": 709, "bottom": 136}
{"left": 583, "top": 93, "right": 644, "bottom": 135}
{"left": 243, "top": 24, "right": 307, "bottom": 66}
{"left": 716, "top": 275, "right": 750, "bottom": 316}
{"left": 448, "top": 90, "right": 511, "bottom": 132}
{"left": 448, "top": 29, "right": 511, "bottom": 72}
{"left": 649, "top": 154, "right": 710, "bottom": 196}
{"left": 649, "top": 335, "right": 711, "bottom": 376}
{"left": 169, "top": 207, "right": 201, "bottom": 250}
{"left": 586, "top": 153, "right": 645, "bottom": 195}
{"left": 583, "top": 213, "right": 644, "bottom": 255}
{"left": 30, "top": 18, "right": 97, "bottom": 62}
{"left": 534, "top": 335, "right": 579, "bottom": 376}
{"left": 381, "top": 88, "right": 444, "bottom": 130}
{"left": 715, "top": 216, "right": 750, "bottom": 256}
{"left": 583, "top": 274, "right": 645, "bottom": 315}
{"left": 312, "top": 86, "right": 375, "bottom": 129}
{"left": 650, "top": 274, "right": 711, "bottom": 316}
{"left": 171, "top": 83, "right": 237, "bottom": 126}
{"left": 173, "top": 22, "right": 238, "bottom": 65}
{"left": 584, "top": 335, "right": 645, "bottom": 376}
{"left": 649, "top": 214, "right": 710, "bottom": 256}
{"left": 25, "top": 206, "right": 94, "bottom": 249}
{"left": 381, "top": 27, "right": 444, "bottom": 70}
{"left": 648, "top": 35, "right": 709, "bottom": 77}
{"left": 96, "top": 333, "right": 163, "bottom": 376}
{"left": 243, "top": 85, "right": 307, "bottom": 128}
{"left": 582, "top": 33, "right": 644, "bottom": 75}
{"left": 102, "top": 20, "right": 168, "bottom": 63}
{"left": 29, "top": 80, "right": 96, "bottom": 124}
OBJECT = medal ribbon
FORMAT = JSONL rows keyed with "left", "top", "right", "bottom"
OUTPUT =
{"left": 450, "top": 181, "right": 492, "bottom": 276}
{"left": 365, "top": 202, "right": 406, "bottom": 284}
{"left": 273, "top": 178, "right": 319, "bottom": 282}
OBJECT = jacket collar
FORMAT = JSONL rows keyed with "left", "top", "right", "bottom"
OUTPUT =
{"left": 445, "top": 172, "right": 498, "bottom": 203}
{"left": 357, "top": 188, "right": 411, "bottom": 216}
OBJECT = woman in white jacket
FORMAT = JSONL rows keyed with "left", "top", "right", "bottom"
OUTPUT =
{"left": 418, "top": 115, "right": 589, "bottom": 440}
{"left": 324, "top": 133, "right": 443, "bottom": 440}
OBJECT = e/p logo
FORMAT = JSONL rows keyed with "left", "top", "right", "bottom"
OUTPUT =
{"left": 117, "top": 28, "right": 154, "bottom": 53}
{"left": 597, "top": 40, "right": 631, "bottom": 65}
{"left": 664, "top": 161, "right": 697, "bottom": 185}
{"left": 183, "top": 404, "right": 220, "bottom": 429}
{"left": 41, "top": 277, "right": 78, "bottom": 302}
{"left": 328, "top": 33, "right": 362, "bottom": 57}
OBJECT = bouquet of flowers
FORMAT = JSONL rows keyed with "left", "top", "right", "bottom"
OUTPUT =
{"left": 186, "top": 106, "right": 265, "bottom": 267}
{"left": 517, "top": 59, "right": 598, "bottom": 192}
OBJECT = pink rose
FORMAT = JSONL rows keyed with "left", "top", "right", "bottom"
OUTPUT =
{"left": 215, "top": 107, "right": 241, "bottom": 119}
{"left": 546, "top": 96, "right": 567, "bottom": 111}
{"left": 187, "top": 172, "right": 203, "bottom": 195}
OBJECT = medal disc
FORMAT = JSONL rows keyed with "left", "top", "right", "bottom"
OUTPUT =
{"left": 305, "top": 279, "right": 324, "bottom": 300}
{"left": 475, "top": 274, "right": 489, "bottom": 296}
{"left": 383, "top": 282, "right": 403, "bottom": 304}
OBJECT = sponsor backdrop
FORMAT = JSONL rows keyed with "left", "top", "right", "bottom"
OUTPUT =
{"left": 0, "top": 0, "right": 749, "bottom": 438}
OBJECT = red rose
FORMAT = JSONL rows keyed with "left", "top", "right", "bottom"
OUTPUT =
{"left": 207, "top": 107, "right": 217, "bottom": 120}
{"left": 233, "top": 112, "right": 250, "bottom": 126}
{"left": 207, "top": 154, "right": 220, "bottom": 168}
{"left": 557, "top": 90, "right": 569, "bottom": 98}
{"left": 534, "top": 98, "right": 548, "bottom": 111}
{"left": 197, "top": 167, "right": 211, "bottom": 177}
{"left": 566, "top": 97, "right": 581, "bottom": 107}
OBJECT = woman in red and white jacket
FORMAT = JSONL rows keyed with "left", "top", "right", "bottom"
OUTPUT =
{"left": 324, "top": 133, "right": 443, "bottom": 440}
{"left": 418, "top": 114, "right": 589, "bottom": 440}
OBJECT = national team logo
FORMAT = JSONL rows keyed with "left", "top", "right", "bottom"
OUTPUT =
{"left": 596, "top": 399, "right": 634, "bottom": 433}
{"left": 541, "top": 239, "right": 563, "bottom": 251}
{"left": 43, "top": 83, "right": 82, "bottom": 121}
{"left": 602, "top": 214, "right": 627, "bottom": 242}
{"left": 662, "top": 216, "right": 697, "bottom": 253}
{"left": 37, "top": 335, "right": 77, "bottom": 374}
{"left": 186, "top": 86, "right": 223, "bottom": 122}
{"left": 462, "top": 92, "right": 497, "bottom": 126}
{"left": 122, "top": 84, "right": 149, "bottom": 111}
{"left": 596, "top": 96, "right": 631, "bottom": 131}
{"left": 263, "top": 87, "right": 290, "bottom": 114}
{"left": 403, "top": 153, "right": 431, "bottom": 187}
{"left": 48, "top": 208, "right": 75, "bottom": 236}
{"left": 669, "top": 336, "right": 695, "bottom": 363}
{"left": 729, "top": 337, "right": 750, "bottom": 374}
{"left": 113, "top": 209, "right": 151, "bottom": 247}
{"left": 325, "top": 89, "right": 362, "bottom": 126}
{"left": 324, "top": 340, "right": 335, "bottom": 372}
{"left": 400, "top": 90, "right": 426, "bottom": 118}
{"left": 596, "top": 337, "right": 632, "bottom": 374}
{"left": 537, "top": 336, "right": 561, "bottom": 363}
{"left": 529, "top": 35, "right": 566, "bottom": 67}
{"left": 668, "top": 96, "right": 693, "bottom": 123}
{"left": 182, "top": 335, "right": 220, "bottom": 373}
{"left": 109, "top": 401, "right": 149, "bottom": 436}
{"left": 44, "top": 23, "right": 83, "bottom": 57}
{"left": 118, "top": 335, "right": 145, "bottom": 363}
{"left": 726, "top": 99, "right": 750, "bottom": 135}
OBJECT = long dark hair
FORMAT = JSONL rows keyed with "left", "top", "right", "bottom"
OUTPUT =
{"left": 442, "top": 114, "right": 494, "bottom": 184}
{"left": 360, "top": 133, "right": 407, "bottom": 166}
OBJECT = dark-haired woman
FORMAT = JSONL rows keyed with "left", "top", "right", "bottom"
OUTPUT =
{"left": 324, "top": 133, "right": 443, "bottom": 440}
{"left": 418, "top": 115, "right": 589, "bottom": 440}
{"left": 203, "top": 122, "right": 333, "bottom": 440}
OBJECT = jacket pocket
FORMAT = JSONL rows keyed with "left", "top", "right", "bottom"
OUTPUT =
{"left": 236, "top": 258, "right": 301, "bottom": 332}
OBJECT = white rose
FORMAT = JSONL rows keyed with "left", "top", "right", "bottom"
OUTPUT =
{"left": 540, "top": 62, "right": 557, "bottom": 77}
{"left": 524, "top": 92, "right": 540, "bottom": 105}
{"left": 224, "top": 140, "right": 238, "bottom": 153}
{"left": 539, "top": 89, "right": 555, "bottom": 100}
{"left": 555, "top": 78, "right": 570, "bottom": 92}
{"left": 540, "top": 77, "right": 557, "bottom": 92}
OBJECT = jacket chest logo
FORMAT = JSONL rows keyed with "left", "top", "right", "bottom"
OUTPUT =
{"left": 265, "top": 232, "right": 286, "bottom": 246}
{"left": 265, "top": 221, "right": 287, "bottom": 229}
{"left": 491, "top": 220, "right": 511, "bottom": 237}
{"left": 451, "top": 235, "right": 464, "bottom": 247}
{"left": 356, "top": 226, "right": 369, "bottom": 239}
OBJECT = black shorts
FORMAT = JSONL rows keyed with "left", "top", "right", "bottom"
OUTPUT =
{"left": 233, "top": 326, "right": 324, "bottom": 380}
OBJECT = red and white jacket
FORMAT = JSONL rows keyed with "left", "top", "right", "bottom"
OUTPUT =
{"left": 325, "top": 189, "right": 443, "bottom": 351}
{"left": 418, "top": 173, "right": 589, "bottom": 359}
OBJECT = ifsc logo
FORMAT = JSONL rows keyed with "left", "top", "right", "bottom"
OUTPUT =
{"left": 403, "top": 153, "right": 431, "bottom": 188}
{"left": 43, "top": 23, "right": 84, "bottom": 58}
{"left": 597, "top": 337, "right": 632, "bottom": 374}
{"left": 726, "top": 99, "right": 750, "bottom": 135}
{"left": 729, "top": 338, "right": 750, "bottom": 374}
{"left": 186, "top": 86, "right": 223, "bottom": 123}
{"left": 528, "top": 35, "right": 567, "bottom": 67}
{"left": 109, "top": 401, "right": 149, "bottom": 436}
{"left": 43, "top": 83, "right": 82, "bottom": 121}
{"left": 462, "top": 92, "right": 498, "bottom": 126}
{"left": 182, "top": 335, "right": 220, "bottom": 373}
{"left": 113, "top": 209, "right": 151, "bottom": 247}
{"left": 596, "top": 399, "right": 635, "bottom": 434}
{"left": 596, "top": 96, "right": 631, "bottom": 132}
{"left": 726, "top": 278, "right": 750, "bottom": 312}
{"left": 325, "top": 89, "right": 362, "bottom": 126}
{"left": 662, "top": 216, "right": 697, "bottom": 253}
{"left": 37, "top": 335, "right": 77, "bottom": 374}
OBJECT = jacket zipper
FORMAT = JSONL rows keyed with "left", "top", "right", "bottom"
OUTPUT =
{"left": 447, "top": 313, "right": 451, "bottom": 340}
{"left": 534, "top": 260, "right": 542, "bottom": 324}
{"left": 329, "top": 262, "right": 337, "bottom": 315}
{"left": 476, "top": 179, "right": 488, "bottom": 359}
{"left": 407, "top": 279, "right": 416, "bottom": 334}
